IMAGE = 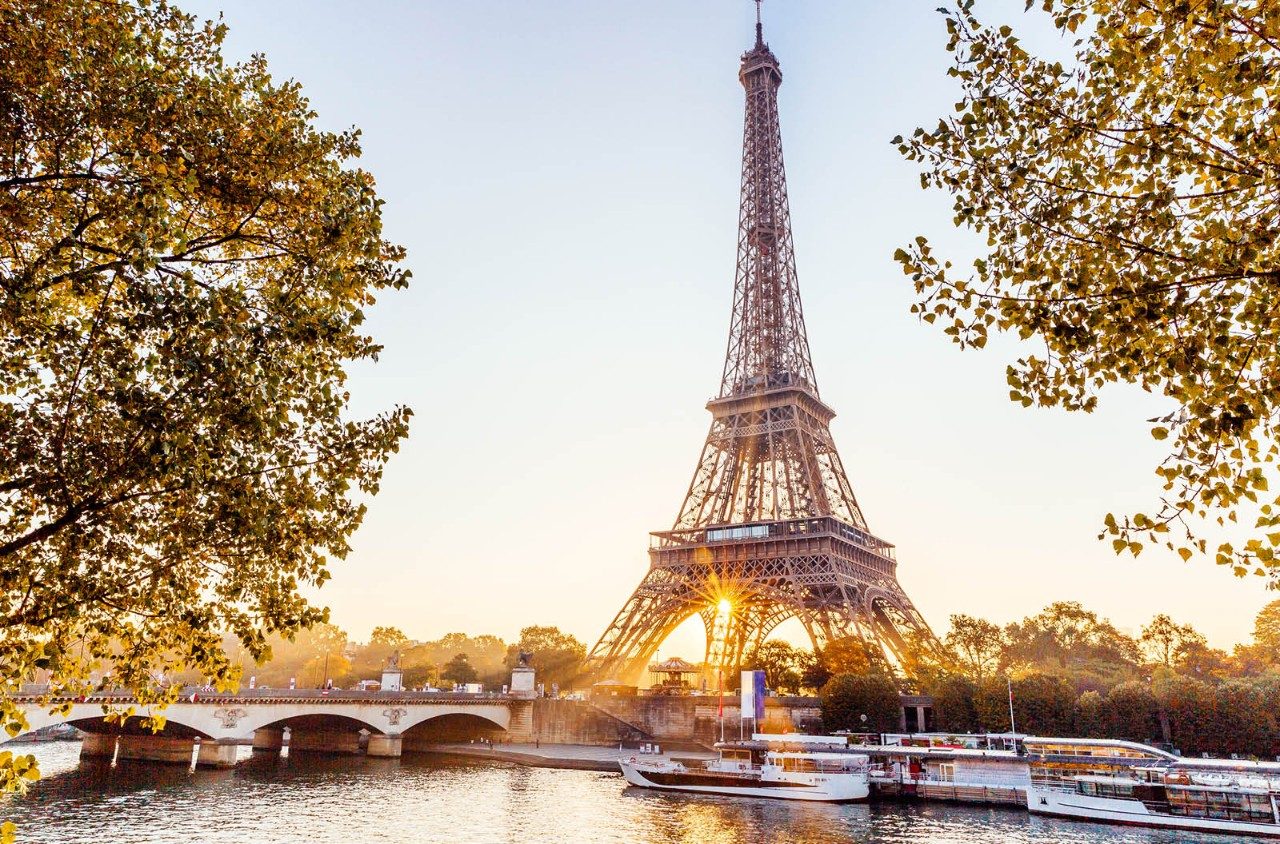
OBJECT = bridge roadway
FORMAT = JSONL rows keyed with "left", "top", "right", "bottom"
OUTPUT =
{"left": 11, "top": 688, "right": 534, "bottom": 768}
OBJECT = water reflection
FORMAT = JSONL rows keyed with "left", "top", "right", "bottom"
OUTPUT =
{"left": 0, "top": 743, "right": 1254, "bottom": 844}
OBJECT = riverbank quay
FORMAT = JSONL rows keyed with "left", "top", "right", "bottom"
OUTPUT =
{"left": 423, "top": 742, "right": 715, "bottom": 772}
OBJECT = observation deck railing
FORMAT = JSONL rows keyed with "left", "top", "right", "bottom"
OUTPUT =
{"left": 651, "top": 516, "right": 896, "bottom": 562}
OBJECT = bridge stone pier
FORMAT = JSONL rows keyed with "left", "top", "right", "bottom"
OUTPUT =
{"left": 117, "top": 735, "right": 195, "bottom": 764}
{"left": 252, "top": 727, "right": 285, "bottom": 752}
{"left": 78, "top": 733, "right": 117, "bottom": 759}
{"left": 366, "top": 734, "right": 402, "bottom": 758}
{"left": 9, "top": 687, "right": 533, "bottom": 768}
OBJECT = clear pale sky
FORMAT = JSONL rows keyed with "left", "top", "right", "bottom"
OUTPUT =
{"left": 180, "top": 0, "right": 1273, "bottom": 656}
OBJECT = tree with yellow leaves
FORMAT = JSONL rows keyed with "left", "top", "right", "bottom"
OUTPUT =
{"left": 0, "top": 0, "right": 410, "bottom": 804}
{"left": 896, "top": 0, "right": 1280, "bottom": 581}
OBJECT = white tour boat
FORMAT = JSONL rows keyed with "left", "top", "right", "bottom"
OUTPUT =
{"left": 619, "top": 734, "right": 870, "bottom": 803}
{"left": 1024, "top": 736, "right": 1280, "bottom": 837}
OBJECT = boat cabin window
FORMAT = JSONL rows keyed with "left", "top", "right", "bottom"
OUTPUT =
{"left": 780, "top": 757, "right": 819, "bottom": 773}
{"left": 1076, "top": 780, "right": 1134, "bottom": 798}
{"left": 1029, "top": 742, "right": 1161, "bottom": 760}
{"left": 719, "top": 749, "right": 751, "bottom": 762}
{"left": 1166, "top": 788, "right": 1277, "bottom": 823}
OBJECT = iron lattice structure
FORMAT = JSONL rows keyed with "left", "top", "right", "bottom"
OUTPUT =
{"left": 586, "top": 18, "right": 940, "bottom": 685}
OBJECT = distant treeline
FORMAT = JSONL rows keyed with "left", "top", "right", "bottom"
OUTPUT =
{"left": 816, "top": 600, "right": 1280, "bottom": 759}
{"left": 182, "top": 596, "right": 1280, "bottom": 759}
{"left": 188, "top": 624, "right": 587, "bottom": 691}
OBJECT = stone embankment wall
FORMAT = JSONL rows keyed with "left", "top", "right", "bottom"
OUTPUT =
{"left": 530, "top": 699, "right": 637, "bottom": 745}
{"left": 530, "top": 696, "right": 822, "bottom": 747}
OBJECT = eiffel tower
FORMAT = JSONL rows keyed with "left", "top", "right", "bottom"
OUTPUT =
{"left": 586, "top": 6, "right": 940, "bottom": 685}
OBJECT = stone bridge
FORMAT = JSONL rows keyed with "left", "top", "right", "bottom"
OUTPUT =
{"left": 10, "top": 689, "right": 532, "bottom": 768}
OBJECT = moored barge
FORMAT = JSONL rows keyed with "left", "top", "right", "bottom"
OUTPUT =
{"left": 1025, "top": 736, "right": 1280, "bottom": 837}
{"left": 619, "top": 733, "right": 869, "bottom": 802}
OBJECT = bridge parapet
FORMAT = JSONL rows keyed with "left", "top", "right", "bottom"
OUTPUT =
{"left": 11, "top": 688, "right": 516, "bottom": 706}
{"left": 8, "top": 689, "right": 522, "bottom": 745}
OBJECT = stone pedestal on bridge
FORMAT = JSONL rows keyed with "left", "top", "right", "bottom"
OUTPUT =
{"left": 195, "top": 740, "right": 239, "bottom": 768}
{"left": 116, "top": 735, "right": 194, "bottom": 764}
{"left": 252, "top": 727, "right": 285, "bottom": 752}
{"left": 366, "top": 734, "right": 402, "bottom": 758}
{"left": 79, "top": 733, "right": 117, "bottom": 759}
{"left": 288, "top": 728, "right": 361, "bottom": 755}
{"left": 510, "top": 666, "right": 535, "bottom": 699}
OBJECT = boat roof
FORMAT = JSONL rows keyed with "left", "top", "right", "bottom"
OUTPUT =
{"left": 767, "top": 750, "right": 869, "bottom": 761}
{"left": 1170, "top": 757, "right": 1280, "bottom": 774}
{"left": 719, "top": 740, "right": 857, "bottom": 755}
{"left": 1025, "top": 736, "right": 1178, "bottom": 761}
{"left": 751, "top": 733, "right": 845, "bottom": 745}
{"left": 858, "top": 745, "right": 1020, "bottom": 760}
{"left": 721, "top": 740, "right": 1017, "bottom": 761}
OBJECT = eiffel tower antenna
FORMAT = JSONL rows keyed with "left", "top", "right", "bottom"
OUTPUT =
{"left": 586, "top": 7, "right": 941, "bottom": 686}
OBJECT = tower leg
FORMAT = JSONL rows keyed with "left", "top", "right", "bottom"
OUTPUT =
{"left": 586, "top": 569, "right": 702, "bottom": 685}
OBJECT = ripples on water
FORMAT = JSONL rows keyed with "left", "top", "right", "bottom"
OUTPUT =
{"left": 0, "top": 742, "right": 1249, "bottom": 844}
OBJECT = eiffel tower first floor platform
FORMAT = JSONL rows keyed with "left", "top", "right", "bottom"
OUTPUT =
{"left": 585, "top": 515, "right": 938, "bottom": 685}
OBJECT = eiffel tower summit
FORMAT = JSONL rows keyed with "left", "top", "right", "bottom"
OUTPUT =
{"left": 586, "top": 4, "right": 940, "bottom": 685}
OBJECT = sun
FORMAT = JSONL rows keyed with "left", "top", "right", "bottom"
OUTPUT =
{"left": 717, "top": 598, "right": 732, "bottom": 616}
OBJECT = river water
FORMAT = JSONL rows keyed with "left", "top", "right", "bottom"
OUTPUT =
{"left": 1, "top": 742, "right": 1248, "bottom": 844}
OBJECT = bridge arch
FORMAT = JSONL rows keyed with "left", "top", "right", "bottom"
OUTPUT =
{"left": 400, "top": 712, "right": 507, "bottom": 746}
{"left": 238, "top": 710, "right": 385, "bottom": 737}
{"left": 14, "top": 704, "right": 217, "bottom": 741}
{"left": 8, "top": 697, "right": 519, "bottom": 749}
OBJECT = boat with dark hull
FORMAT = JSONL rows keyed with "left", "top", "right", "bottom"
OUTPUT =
{"left": 619, "top": 735, "right": 869, "bottom": 803}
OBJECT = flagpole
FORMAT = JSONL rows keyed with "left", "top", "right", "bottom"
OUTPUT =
{"left": 1007, "top": 676, "right": 1017, "bottom": 735}
{"left": 717, "top": 667, "right": 725, "bottom": 743}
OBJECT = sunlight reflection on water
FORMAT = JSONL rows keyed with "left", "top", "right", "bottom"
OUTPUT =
{"left": 0, "top": 742, "right": 1251, "bottom": 844}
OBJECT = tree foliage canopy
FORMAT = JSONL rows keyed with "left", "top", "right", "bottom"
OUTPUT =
{"left": 0, "top": 0, "right": 409, "bottom": 788}
{"left": 441, "top": 653, "right": 478, "bottom": 686}
{"left": 1254, "top": 599, "right": 1280, "bottom": 649}
{"left": 507, "top": 626, "right": 586, "bottom": 689}
{"left": 743, "top": 640, "right": 804, "bottom": 695}
{"left": 369, "top": 626, "right": 410, "bottom": 649}
{"left": 944, "top": 613, "right": 1004, "bottom": 680}
{"left": 819, "top": 674, "right": 902, "bottom": 733}
{"left": 1140, "top": 613, "right": 1206, "bottom": 667}
{"left": 896, "top": 0, "right": 1280, "bottom": 580}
